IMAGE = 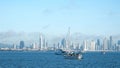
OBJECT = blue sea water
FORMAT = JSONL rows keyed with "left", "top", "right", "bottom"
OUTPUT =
{"left": 0, "top": 51, "right": 120, "bottom": 68}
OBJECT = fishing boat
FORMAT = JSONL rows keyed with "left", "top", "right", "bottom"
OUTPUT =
{"left": 102, "top": 51, "right": 106, "bottom": 55}
{"left": 64, "top": 51, "right": 82, "bottom": 60}
{"left": 55, "top": 49, "right": 66, "bottom": 55}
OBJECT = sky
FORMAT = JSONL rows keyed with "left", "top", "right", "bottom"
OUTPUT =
{"left": 0, "top": 0, "right": 120, "bottom": 36}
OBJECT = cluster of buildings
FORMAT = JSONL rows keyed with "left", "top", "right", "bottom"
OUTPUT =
{"left": 0, "top": 34, "right": 48, "bottom": 51}
{"left": 82, "top": 36, "right": 120, "bottom": 51}
{"left": 0, "top": 31, "right": 120, "bottom": 52}
{"left": 57, "top": 36, "right": 120, "bottom": 51}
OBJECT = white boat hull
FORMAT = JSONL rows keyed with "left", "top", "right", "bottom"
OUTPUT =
{"left": 64, "top": 54, "right": 82, "bottom": 60}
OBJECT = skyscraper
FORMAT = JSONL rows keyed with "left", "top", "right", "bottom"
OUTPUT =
{"left": 83, "top": 40, "right": 88, "bottom": 51}
{"left": 103, "top": 38, "right": 108, "bottom": 50}
{"left": 118, "top": 40, "right": 120, "bottom": 45}
{"left": 19, "top": 41, "right": 25, "bottom": 49}
{"left": 39, "top": 34, "right": 43, "bottom": 50}
{"left": 65, "top": 27, "right": 71, "bottom": 50}
{"left": 39, "top": 34, "right": 47, "bottom": 50}
{"left": 32, "top": 43, "right": 38, "bottom": 49}
{"left": 61, "top": 38, "right": 66, "bottom": 49}
{"left": 13, "top": 44, "right": 16, "bottom": 50}
{"left": 90, "top": 40, "right": 96, "bottom": 51}
{"left": 43, "top": 38, "right": 47, "bottom": 49}
{"left": 117, "top": 40, "right": 120, "bottom": 51}
{"left": 96, "top": 39, "right": 101, "bottom": 50}
{"left": 97, "top": 39, "right": 100, "bottom": 46}
{"left": 109, "top": 36, "right": 113, "bottom": 50}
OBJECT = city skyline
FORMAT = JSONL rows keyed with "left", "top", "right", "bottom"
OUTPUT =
{"left": 0, "top": 33, "right": 120, "bottom": 52}
{"left": 0, "top": 0, "right": 120, "bottom": 36}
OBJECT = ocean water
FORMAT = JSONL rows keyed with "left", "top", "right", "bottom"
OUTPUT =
{"left": 0, "top": 51, "right": 120, "bottom": 68}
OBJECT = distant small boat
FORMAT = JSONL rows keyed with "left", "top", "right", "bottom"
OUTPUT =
{"left": 102, "top": 51, "right": 106, "bottom": 54}
{"left": 103, "top": 52, "right": 106, "bottom": 54}
{"left": 55, "top": 49, "right": 66, "bottom": 55}
{"left": 64, "top": 52, "right": 82, "bottom": 60}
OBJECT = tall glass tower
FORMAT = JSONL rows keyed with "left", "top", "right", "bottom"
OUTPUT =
{"left": 66, "top": 27, "right": 71, "bottom": 50}
{"left": 39, "top": 34, "right": 43, "bottom": 50}
{"left": 19, "top": 41, "right": 25, "bottom": 49}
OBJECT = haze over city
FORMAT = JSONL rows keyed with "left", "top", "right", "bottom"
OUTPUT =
{"left": 0, "top": 0, "right": 120, "bottom": 36}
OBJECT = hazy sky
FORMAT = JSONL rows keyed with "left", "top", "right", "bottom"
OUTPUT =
{"left": 0, "top": 0, "right": 120, "bottom": 35}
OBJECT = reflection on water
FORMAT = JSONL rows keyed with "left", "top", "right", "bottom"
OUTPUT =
{"left": 0, "top": 51, "right": 120, "bottom": 68}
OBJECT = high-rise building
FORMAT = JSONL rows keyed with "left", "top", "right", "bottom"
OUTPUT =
{"left": 13, "top": 44, "right": 16, "bottom": 49}
{"left": 83, "top": 40, "right": 88, "bottom": 51}
{"left": 66, "top": 27, "right": 71, "bottom": 49}
{"left": 39, "top": 34, "right": 47, "bottom": 50}
{"left": 97, "top": 39, "right": 100, "bottom": 46}
{"left": 57, "top": 42, "right": 60, "bottom": 49}
{"left": 116, "top": 40, "right": 120, "bottom": 51}
{"left": 43, "top": 38, "right": 46, "bottom": 49}
{"left": 103, "top": 38, "right": 108, "bottom": 50}
{"left": 44, "top": 39, "right": 48, "bottom": 50}
{"left": 118, "top": 40, "right": 120, "bottom": 45}
{"left": 39, "top": 34, "right": 43, "bottom": 50}
{"left": 32, "top": 43, "right": 38, "bottom": 49}
{"left": 96, "top": 39, "right": 101, "bottom": 50}
{"left": 76, "top": 43, "right": 80, "bottom": 50}
{"left": 90, "top": 40, "right": 96, "bottom": 51}
{"left": 109, "top": 36, "right": 113, "bottom": 50}
{"left": 70, "top": 43, "right": 74, "bottom": 49}
{"left": 19, "top": 41, "right": 25, "bottom": 49}
{"left": 61, "top": 38, "right": 66, "bottom": 49}
{"left": 46, "top": 42, "right": 48, "bottom": 49}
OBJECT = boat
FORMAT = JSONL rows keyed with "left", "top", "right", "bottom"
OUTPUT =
{"left": 55, "top": 49, "right": 66, "bottom": 55}
{"left": 64, "top": 51, "right": 82, "bottom": 60}
{"left": 102, "top": 51, "right": 106, "bottom": 55}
